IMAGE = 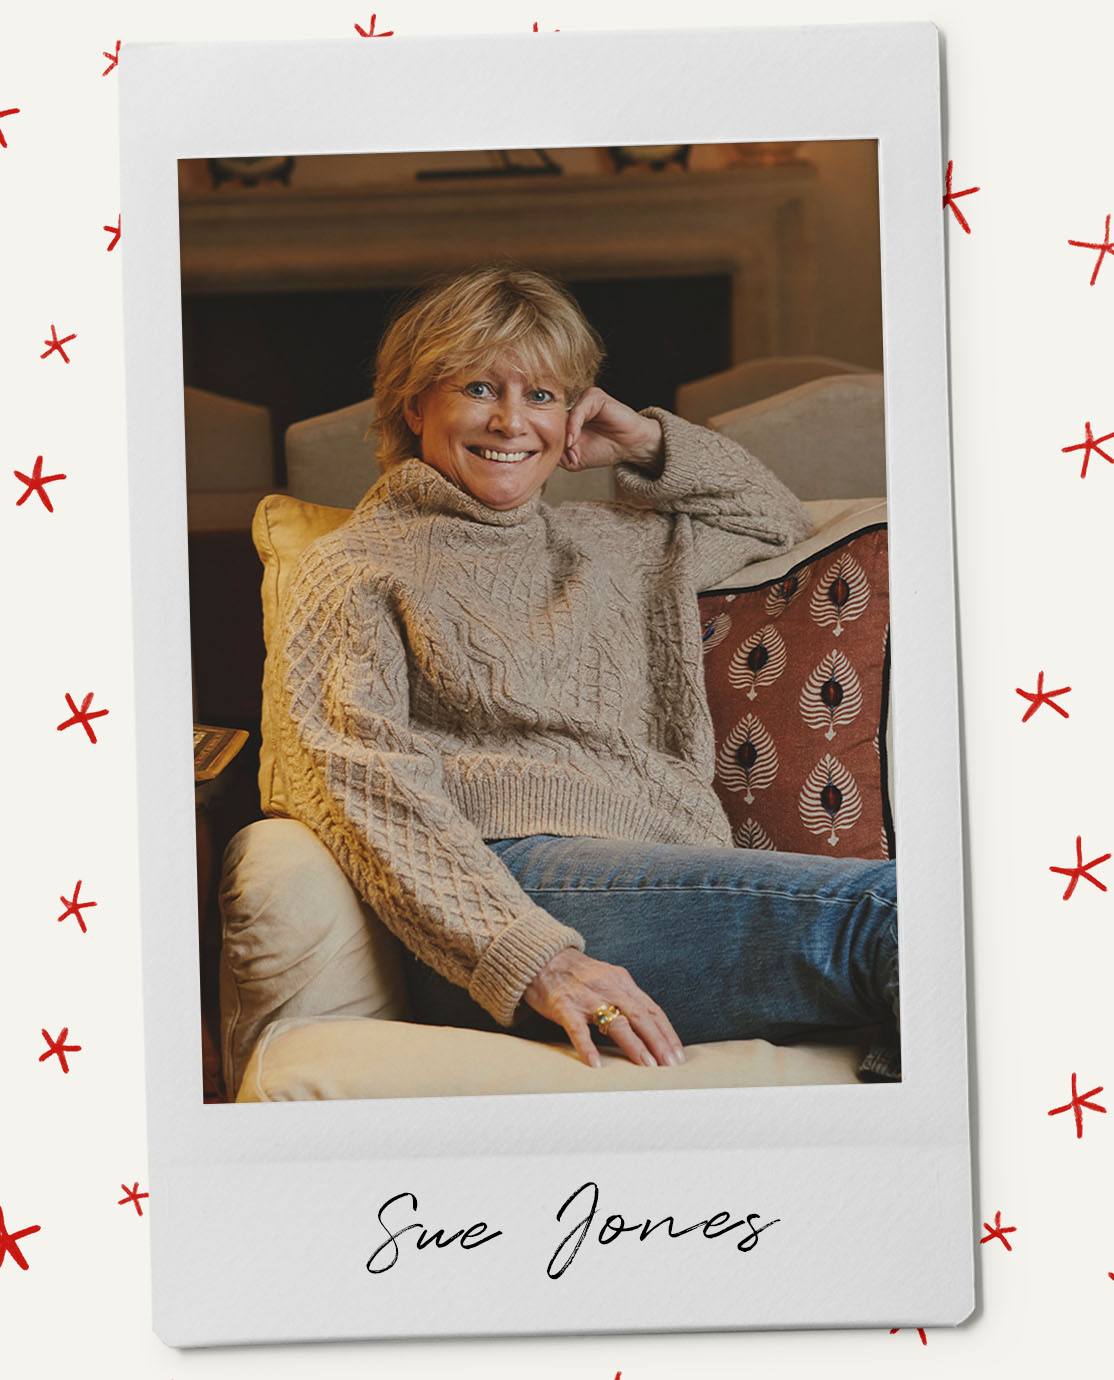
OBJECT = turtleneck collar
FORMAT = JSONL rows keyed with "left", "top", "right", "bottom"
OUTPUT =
{"left": 361, "top": 457, "right": 544, "bottom": 527}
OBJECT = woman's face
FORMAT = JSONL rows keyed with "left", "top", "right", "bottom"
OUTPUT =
{"left": 403, "top": 358, "right": 569, "bottom": 510}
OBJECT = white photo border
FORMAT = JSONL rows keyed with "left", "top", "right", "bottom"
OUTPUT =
{"left": 119, "top": 21, "right": 972, "bottom": 1347}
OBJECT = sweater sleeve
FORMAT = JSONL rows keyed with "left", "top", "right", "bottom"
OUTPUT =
{"left": 613, "top": 405, "right": 814, "bottom": 589}
{"left": 275, "top": 541, "right": 586, "bottom": 1028}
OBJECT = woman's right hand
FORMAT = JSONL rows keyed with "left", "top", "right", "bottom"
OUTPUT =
{"left": 521, "top": 948, "right": 685, "bottom": 1069}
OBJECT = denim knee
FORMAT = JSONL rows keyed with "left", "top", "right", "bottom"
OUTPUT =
{"left": 881, "top": 910, "right": 899, "bottom": 1024}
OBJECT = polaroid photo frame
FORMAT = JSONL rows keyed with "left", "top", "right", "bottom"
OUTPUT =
{"left": 119, "top": 20, "right": 972, "bottom": 1347}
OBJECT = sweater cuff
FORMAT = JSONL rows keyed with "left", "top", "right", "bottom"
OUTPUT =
{"left": 467, "top": 907, "right": 586, "bottom": 1028}
{"left": 614, "top": 406, "right": 709, "bottom": 502}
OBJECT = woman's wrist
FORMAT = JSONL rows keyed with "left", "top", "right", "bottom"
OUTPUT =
{"left": 625, "top": 418, "right": 665, "bottom": 472}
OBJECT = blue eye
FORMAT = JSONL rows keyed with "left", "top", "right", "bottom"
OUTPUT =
{"left": 463, "top": 381, "right": 557, "bottom": 403}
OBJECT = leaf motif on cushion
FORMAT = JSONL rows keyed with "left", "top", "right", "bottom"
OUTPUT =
{"left": 732, "top": 816, "right": 776, "bottom": 850}
{"left": 809, "top": 550, "right": 870, "bottom": 637}
{"left": 798, "top": 753, "right": 863, "bottom": 847}
{"left": 727, "top": 623, "right": 787, "bottom": 701}
{"left": 799, "top": 649, "right": 864, "bottom": 741}
{"left": 764, "top": 563, "right": 813, "bottom": 618}
{"left": 716, "top": 713, "right": 778, "bottom": 804}
{"left": 701, "top": 611, "right": 732, "bottom": 654}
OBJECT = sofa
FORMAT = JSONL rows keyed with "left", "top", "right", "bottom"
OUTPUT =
{"left": 220, "top": 373, "right": 890, "bottom": 1102}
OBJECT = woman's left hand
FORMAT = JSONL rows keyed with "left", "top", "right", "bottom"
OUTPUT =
{"left": 560, "top": 387, "right": 664, "bottom": 472}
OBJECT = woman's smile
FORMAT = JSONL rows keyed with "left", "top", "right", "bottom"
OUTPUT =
{"left": 465, "top": 444, "right": 540, "bottom": 464}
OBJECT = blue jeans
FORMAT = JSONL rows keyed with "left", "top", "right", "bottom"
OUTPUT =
{"left": 405, "top": 834, "right": 901, "bottom": 1081}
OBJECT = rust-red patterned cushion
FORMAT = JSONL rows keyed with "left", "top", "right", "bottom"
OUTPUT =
{"left": 698, "top": 523, "right": 893, "bottom": 859}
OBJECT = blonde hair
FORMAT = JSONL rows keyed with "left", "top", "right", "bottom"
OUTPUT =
{"left": 367, "top": 262, "right": 606, "bottom": 470}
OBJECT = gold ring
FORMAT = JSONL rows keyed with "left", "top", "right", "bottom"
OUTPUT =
{"left": 593, "top": 1002, "right": 622, "bottom": 1034}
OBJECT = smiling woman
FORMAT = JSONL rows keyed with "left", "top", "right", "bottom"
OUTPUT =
{"left": 271, "top": 260, "right": 900, "bottom": 1084}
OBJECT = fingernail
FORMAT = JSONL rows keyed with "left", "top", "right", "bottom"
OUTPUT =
{"left": 642, "top": 1053, "right": 656, "bottom": 1068}
{"left": 674, "top": 1048, "right": 686, "bottom": 1064}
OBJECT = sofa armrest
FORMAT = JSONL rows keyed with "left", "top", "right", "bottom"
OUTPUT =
{"left": 218, "top": 817, "right": 409, "bottom": 1099}
{"left": 236, "top": 1015, "right": 865, "bottom": 1101}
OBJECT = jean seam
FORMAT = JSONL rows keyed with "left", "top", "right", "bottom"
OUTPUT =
{"left": 522, "top": 885, "right": 897, "bottom": 909}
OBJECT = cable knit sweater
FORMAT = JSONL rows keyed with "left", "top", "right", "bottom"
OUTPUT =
{"left": 276, "top": 405, "right": 813, "bottom": 1028}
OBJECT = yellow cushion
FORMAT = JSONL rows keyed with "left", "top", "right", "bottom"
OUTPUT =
{"left": 252, "top": 493, "right": 353, "bottom": 816}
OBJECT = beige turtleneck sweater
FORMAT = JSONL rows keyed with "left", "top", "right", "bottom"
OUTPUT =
{"left": 275, "top": 406, "right": 813, "bottom": 1027}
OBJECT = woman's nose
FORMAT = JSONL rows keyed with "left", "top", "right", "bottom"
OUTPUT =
{"left": 490, "top": 399, "right": 525, "bottom": 432}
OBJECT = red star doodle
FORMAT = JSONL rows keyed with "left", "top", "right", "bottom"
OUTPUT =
{"left": 1061, "top": 419, "right": 1114, "bottom": 479}
{"left": 14, "top": 454, "right": 67, "bottom": 512}
{"left": 354, "top": 14, "right": 394, "bottom": 36}
{"left": 980, "top": 1210, "right": 1017, "bottom": 1252}
{"left": 0, "top": 106, "right": 20, "bottom": 150}
{"left": 1049, "top": 835, "right": 1110, "bottom": 900}
{"left": 104, "top": 214, "right": 121, "bottom": 252}
{"left": 39, "top": 1027, "right": 82, "bottom": 1074}
{"left": 1016, "top": 670, "right": 1071, "bottom": 723}
{"left": 102, "top": 40, "right": 121, "bottom": 77}
{"left": 57, "top": 879, "right": 96, "bottom": 934}
{"left": 1048, "top": 1072, "right": 1107, "bottom": 1139}
{"left": 57, "top": 692, "right": 109, "bottom": 744}
{"left": 0, "top": 1205, "right": 41, "bottom": 1272}
{"left": 942, "top": 160, "right": 979, "bottom": 234}
{"left": 117, "top": 1183, "right": 150, "bottom": 1217}
{"left": 1068, "top": 213, "right": 1114, "bottom": 287}
{"left": 40, "top": 323, "right": 77, "bottom": 364}
{"left": 889, "top": 1327, "right": 928, "bottom": 1345}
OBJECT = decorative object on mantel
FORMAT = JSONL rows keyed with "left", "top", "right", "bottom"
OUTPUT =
{"left": 732, "top": 142, "right": 803, "bottom": 167}
{"left": 416, "top": 149, "right": 563, "bottom": 181}
{"left": 207, "top": 155, "right": 297, "bottom": 189}
{"left": 607, "top": 144, "right": 692, "bottom": 172}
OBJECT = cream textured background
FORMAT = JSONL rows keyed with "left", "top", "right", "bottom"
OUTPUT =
{"left": 2, "top": 0, "right": 1111, "bottom": 1373}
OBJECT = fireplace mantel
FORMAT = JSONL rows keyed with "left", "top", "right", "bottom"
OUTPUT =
{"left": 179, "top": 163, "right": 819, "bottom": 362}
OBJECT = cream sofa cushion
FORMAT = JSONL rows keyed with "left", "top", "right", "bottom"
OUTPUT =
{"left": 285, "top": 398, "right": 379, "bottom": 509}
{"left": 675, "top": 355, "right": 871, "bottom": 427}
{"left": 219, "top": 817, "right": 410, "bottom": 1098}
{"left": 237, "top": 1014, "right": 864, "bottom": 1102}
{"left": 184, "top": 385, "right": 274, "bottom": 493}
{"left": 709, "top": 373, "right": 885, "bottom": 501}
